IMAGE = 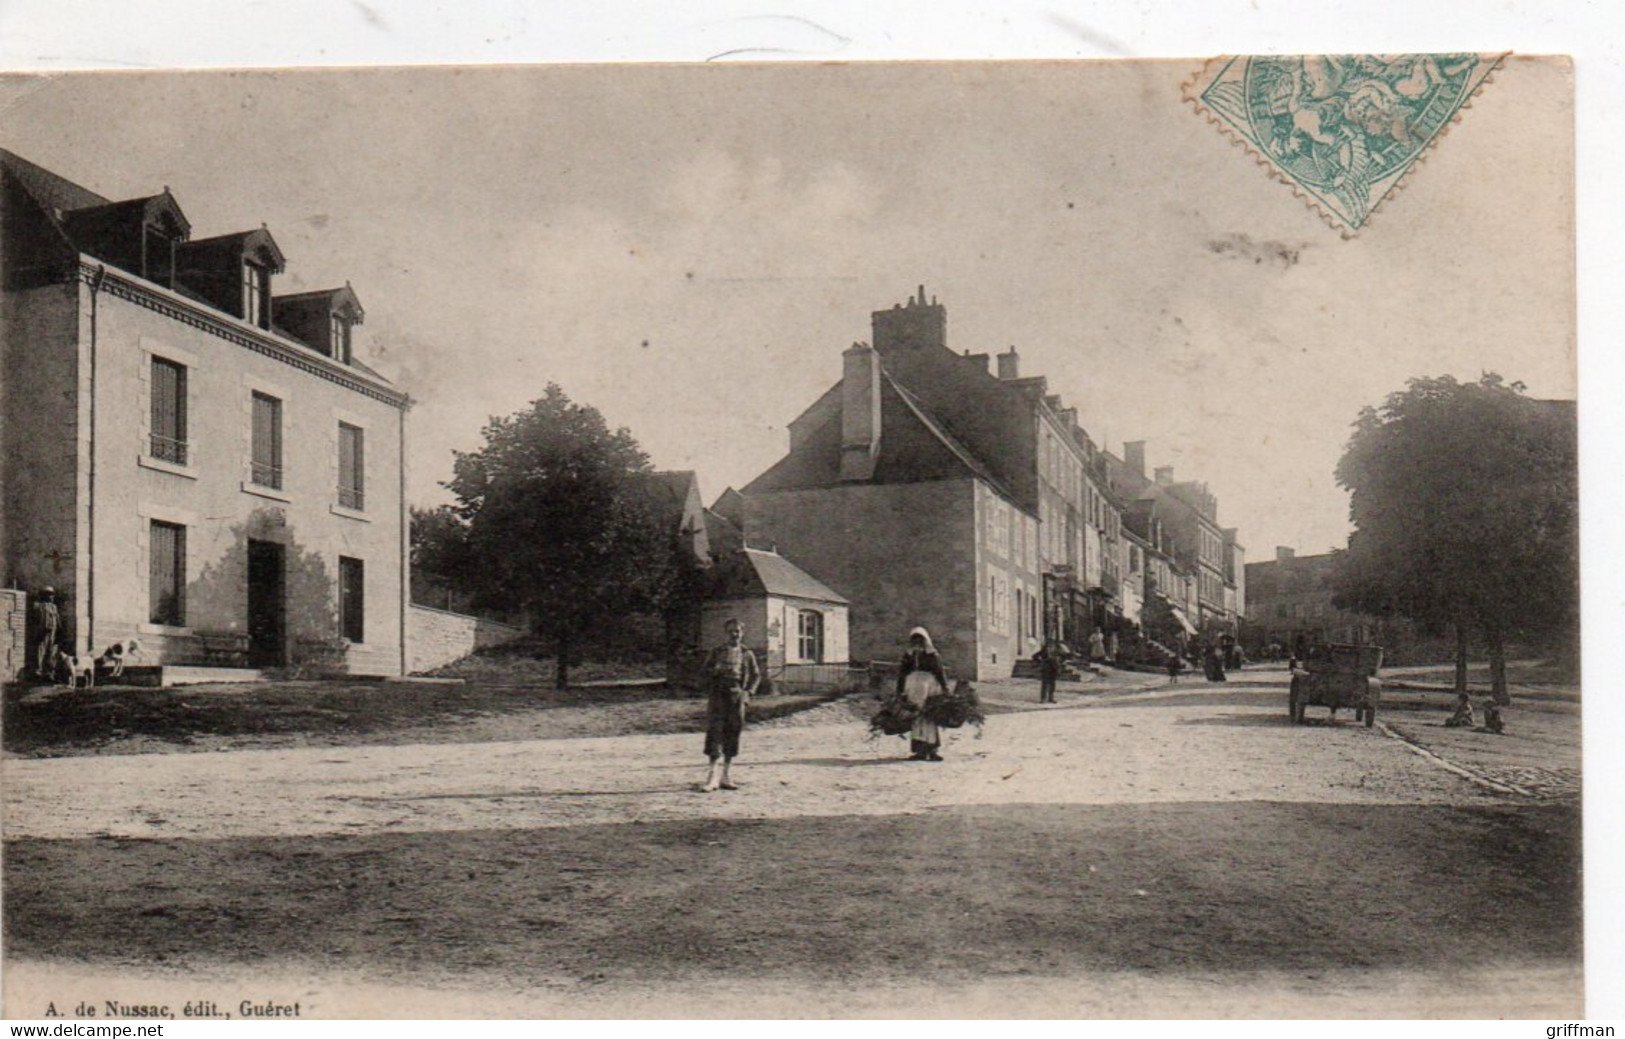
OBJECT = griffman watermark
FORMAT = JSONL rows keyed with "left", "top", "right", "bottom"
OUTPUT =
{"left": 1546, "top": 1026, "right": 1616, "bottom": 1038}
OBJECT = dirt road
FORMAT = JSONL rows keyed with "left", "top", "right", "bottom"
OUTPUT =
{"left": 2, "top": 673, "right": 1582, "bottom": 1019}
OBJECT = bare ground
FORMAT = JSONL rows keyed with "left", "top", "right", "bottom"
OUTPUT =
{"left": 1, "top": 666, "right": 1584, "bottom": 1019}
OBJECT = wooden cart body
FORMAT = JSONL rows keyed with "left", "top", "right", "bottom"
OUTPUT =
{"left": 1289, "top": 644, "right": 1383, "bottom": 726}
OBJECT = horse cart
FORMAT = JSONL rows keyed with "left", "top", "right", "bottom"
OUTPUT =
{"left": 1288, "top": 643, "right": 1383, "bottom": 726}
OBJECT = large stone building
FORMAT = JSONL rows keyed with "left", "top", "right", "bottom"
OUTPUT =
{"left": 1242, "top": 547, "right": 1376, "bottom": 654}
{"left": 741, "top": 289, "right": 1244, "bottom": 679}
{"left": 1, "top": 151, "right": 410, "bottom": 676}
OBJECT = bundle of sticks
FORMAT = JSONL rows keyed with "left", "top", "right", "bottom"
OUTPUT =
{"left": 920, "top": 679, "right": 985, "bottom": 730}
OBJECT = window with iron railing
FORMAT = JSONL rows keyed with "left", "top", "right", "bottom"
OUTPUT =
{"left": 150, "top": 357, "right": 188, "bottom": 465}
{"left": 338, "top": 422, "right": 365, "bottom": 510}
{"left": 251, "top": 392, "right": 283, "bottom": 490}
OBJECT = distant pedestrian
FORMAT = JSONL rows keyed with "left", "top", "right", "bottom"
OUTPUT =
{"left": 898, "top": 627, "right": 950, "bottom": 761}
{"left": 1035, "top": 639, "right": 1065, "bottom": 704}
{"left": 1088, "top": 629, "right": 1106, "bottom": 665}
{"left": 1106, "top": 631, "right": 1119, "bottom": 664}
{"left": 700, "top": 619, "right": 759, "bottom": 792}
{"left": 1166, "top": 651, "right": 1184, "bottom": 685}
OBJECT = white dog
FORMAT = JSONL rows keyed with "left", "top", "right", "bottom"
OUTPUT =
{"left": 97, "top": 639, "right": 141, "bottom": 680}
{"left": 55, "top": 647, "right": 95, "bottom": 689}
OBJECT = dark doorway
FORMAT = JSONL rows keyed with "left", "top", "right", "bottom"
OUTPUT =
{"left": 247, "top": 539, "right": 286, "bottom": 667}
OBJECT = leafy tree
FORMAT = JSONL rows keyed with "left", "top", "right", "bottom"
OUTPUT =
{"left": 1334, "top": 374, "right": 1577, "bottom": 703}
{"left": 443, "top": 385, "right": 674, "bottom": 688}
{"left": 409, "top": 504, "right": 474, "bottom": 611}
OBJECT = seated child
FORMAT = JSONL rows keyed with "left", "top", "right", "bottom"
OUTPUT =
{"left": 1444, "top": 692, "right": 1475, "bottom": 728}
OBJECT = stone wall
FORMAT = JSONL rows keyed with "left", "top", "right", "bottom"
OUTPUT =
{"left": 1, "top": 588, "right": 26, "bottom": 681}
{"left": 408, "top": 604, "right": 526, "bottom": 674}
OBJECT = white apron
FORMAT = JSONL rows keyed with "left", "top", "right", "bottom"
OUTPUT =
{"left": 903, "top": 669, "right": 942, "bottom": 744}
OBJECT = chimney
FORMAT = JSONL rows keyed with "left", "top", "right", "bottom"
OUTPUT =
{"left": 871, "top": 287, "right": 947, "bottom": 354}
{"left": 1276, "top": 546, "right": 1296, "bottom": 563}
{"left": 839, "top": 342, "right": 881, "bottom": 482}
{"left": 963, "top": 351, "right": 991, "bottom": 373}
{"left": 1154, "top": 465, "right": 1174, "bottom": 486}
{"left": 1124, "top": 440, "right": 1146, "bottom": 478}
{"left": 997, "top": 347, "right": 1020, "bottom": 380}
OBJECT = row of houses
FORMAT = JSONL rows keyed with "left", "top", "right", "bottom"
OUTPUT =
{"left": 1, "top": 150, "right": 1244, "bottom": 687}
{"left": 724, "top": 287, "right": 1247, "bottom": 681}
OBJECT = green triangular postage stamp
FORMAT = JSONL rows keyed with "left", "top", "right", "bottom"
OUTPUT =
{"left": 1186, "top": 54, "right": 1503, "bottom": 233}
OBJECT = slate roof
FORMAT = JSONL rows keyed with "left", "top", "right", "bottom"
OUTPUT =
{"left": 709, "top": 548, "right": 848, "bottom": 604}
{"left": 1, "top": 149, "right": 108, "bottom": 213}
{"left": 743, "top": 364, "right": 1024, "bottom": 507}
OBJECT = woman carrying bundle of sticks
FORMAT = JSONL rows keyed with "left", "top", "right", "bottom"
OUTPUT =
{"left": 897, "top": 626, "right": 950, "bottom": 762}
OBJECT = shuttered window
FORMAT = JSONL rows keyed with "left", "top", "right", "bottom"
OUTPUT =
{"left": 149, "top": 520, "right": 186, "bottom": 626}
{"left": 251, "top": 392, "right": 283, "bottom": 489}
{"left": 339, "top": 556, "right": 364, "bottom": 643}
{"left": 338, "top": 423, "right": 364, "bottom": 510}
{"left": 150, "top": 358, "right": 188, "bottom": 464}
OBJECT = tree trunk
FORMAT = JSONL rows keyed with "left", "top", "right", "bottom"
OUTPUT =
{"left": 1485, "top": 622, "right": 1510, "bottom": 705}
{"left": 1454, "top": 622, "right": 1469, "bottom": 693}
{"left": 555, "top": 631, "right": 571, "bottom": 690}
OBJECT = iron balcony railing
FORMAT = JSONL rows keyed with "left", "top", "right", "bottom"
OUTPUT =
{"left": 149, "top": 434, "right": 188, "bottom": 465}
{"left": 251, "top": 461, "right": 283, "bottom": 490}
{"left": 339, "top": 485, "right": 365, "bottom": 511}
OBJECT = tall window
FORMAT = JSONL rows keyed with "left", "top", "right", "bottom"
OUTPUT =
{"left": 339, "top": 556, "right": 365, "bottom": 642}
{"left": 338, "top": 423, "right": 364, "bottom": 510}
{"left": 251, "top": 392, "right": 283, "bottom": 489}
{"left": 797, "top": 610, "right": 824, "bottom": 662}
{"left": 330, "top": 313, "right": 352, "bottom": 364}
{"left": 149, "top": 520, "right": 186, "bottom": 626}
{"left": 243, "top": 262, "right": 269, "bottom": 328}
{"left": 150, "top": 357, "right": 188, "bottom": 464}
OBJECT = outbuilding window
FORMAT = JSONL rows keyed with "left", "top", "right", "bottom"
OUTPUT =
{"left": 797, "top": 610, "right": 824, "bottom": 663}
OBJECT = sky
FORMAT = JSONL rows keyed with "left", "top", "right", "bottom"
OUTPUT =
{"left": 0, "top": 58, "right": 1575, "bottom": 558}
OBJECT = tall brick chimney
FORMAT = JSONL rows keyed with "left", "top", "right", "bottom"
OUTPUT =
{"left": 996, "top": 347, "right": 1020, "bottom": 380}
{"left": 1276, "top": 546, "right": 1296, "bottom": 563}
{"left": 1124, "top": 440, "right": 1146, "bottom": 478}
{"left": 871, "top": 286, "right": 946, "bottom": 355}
{"left": 839, "top": 342, "right": 881, "bottom": 482}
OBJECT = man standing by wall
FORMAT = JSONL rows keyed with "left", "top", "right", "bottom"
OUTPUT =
{"left": 31, "top": 587, "right": 60, "bottom": 678}
{"left": 701, "top": 619, "right": 760, "bottom": 792}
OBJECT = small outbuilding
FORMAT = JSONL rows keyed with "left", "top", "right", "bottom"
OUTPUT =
{"left": 700, "top": 547, "right": 850, "bottom": 690}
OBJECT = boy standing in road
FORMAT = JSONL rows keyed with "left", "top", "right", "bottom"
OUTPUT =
{"left": 701, "top": 619, "right": 760, "bottom": 792}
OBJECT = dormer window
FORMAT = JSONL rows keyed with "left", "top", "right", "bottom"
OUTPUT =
{"left": 243, "top": 261, "right": 270, "bottom": 329}
{"left": 272, "top": 283, "right": 364, "bottom": 364}
{"left": 331, "top": 312, "right": 352, "bottom": 364}
{"left": 59, "top": 189, "right": 190, "bottom": 288}
{"left": 175, "top": 226, "right": 285, "bottom": 328}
